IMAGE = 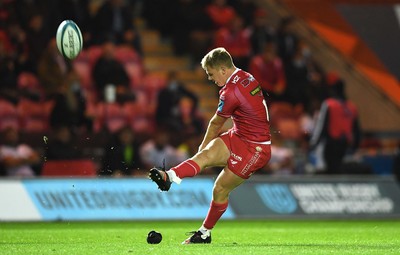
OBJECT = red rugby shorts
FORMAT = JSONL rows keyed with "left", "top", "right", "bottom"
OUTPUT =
{"left": 220, "top": 130, "right": 271, "bottom": 179}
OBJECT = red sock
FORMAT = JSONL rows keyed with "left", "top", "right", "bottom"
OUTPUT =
{"left": 203, "top": 201, "right": 229, "bottom": 230}
{"left": 170, "top": 159, "right": 200, "bottom": 178}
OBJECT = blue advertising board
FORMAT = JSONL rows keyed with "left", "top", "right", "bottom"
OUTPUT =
{"left": 22, "top": 178, "right": 235, "bottom": 221}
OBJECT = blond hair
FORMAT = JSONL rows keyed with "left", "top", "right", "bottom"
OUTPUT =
{"left": 201, "top": 47, "right": 234, "bottom": 70}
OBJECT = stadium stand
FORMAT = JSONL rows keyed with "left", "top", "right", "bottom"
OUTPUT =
{"left": 17, "top": 99, "right": 54, "bottom": 133}
{"left": 0, "top": 0, "right": 398, "bottom": 176}
{"left": 282, "top": 0, "right": 400, "bottom": 107}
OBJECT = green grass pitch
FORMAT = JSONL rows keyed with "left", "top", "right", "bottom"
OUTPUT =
{"left": 1, "top": 220, "right": 400, "bottom": 255}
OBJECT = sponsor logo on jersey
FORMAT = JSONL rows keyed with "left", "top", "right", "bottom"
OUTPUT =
{"left": 232, "top": 75, "right": 240, "bottom": 84}
{"left": 250, "top": 85, "right": 261, "bottom": 96}
{"left": 241, "top": 76, "right": 255, "bottom": 88}
{"left": 230, "top": 159, "right": 238, "bottom": 165}
{"left": 241, "top": 78, "right": 250, "bottom": 87}
{"left": 230, "top": 152, "right": 242, "bottom": 161}
{"left": 241, "top": 151, "right": 260, "bottom": 176}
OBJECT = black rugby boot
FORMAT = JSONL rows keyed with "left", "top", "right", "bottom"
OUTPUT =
{"left": 182, "top": 231, "right": 211, "bottom": 244}
{"left": 149, "top": 167, "right": 171, "bottom": 191}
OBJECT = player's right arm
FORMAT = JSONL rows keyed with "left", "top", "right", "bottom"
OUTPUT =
{"left": 198, "top": 114, "right": 228, "bottom": 152}
{"left": 309, "top": 101, "right": 329, "bottom": 150}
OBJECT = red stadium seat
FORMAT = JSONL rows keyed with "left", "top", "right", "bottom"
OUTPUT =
{"left": 0, "top": 99, "right": 19, "bottom": 130}
{"left": 17, "top": 99, "right": 54, "bottom": 133}
{"left": 74, "top": 48, "right": 89, "bottom": 62}
{"left": 73, "top": 61, "right": 93, "bottom": 91}
{"left": 269, "top": 102, "right": 303, "bottom": 140}
{"left": 141, "top": 73, "right": 166, "bottom": 104}
{"left": 93, "top": 102, "right": 128, "bottom": 133}
{"left": 87, "top": 45, "right": 103, "bottom": 67}
{"left": 125, "top": 61, "right": 144, "bottom": 88}
{"left": 123, "top": 101, "right": 154, "bottom": 133}
{"left": 41, "top": 159, "right": 97, "bottom": 176}
{"left": 17, "top": 72, "right": 45, "bottom": 100}
{"left": 115, "top": 45, "right": 140, "bottom": 64}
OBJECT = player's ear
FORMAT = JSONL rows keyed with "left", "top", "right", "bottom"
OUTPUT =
{"left": 219, "top": 66, "right": 226, "bottom": 75}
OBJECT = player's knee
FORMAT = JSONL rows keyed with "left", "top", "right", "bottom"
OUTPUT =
{"left": 213, "top": 182, "right": 229, "bottom": 198}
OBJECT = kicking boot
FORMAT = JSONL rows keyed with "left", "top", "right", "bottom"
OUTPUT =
{"left": 149, "top": 167, "right": 171, "bottom": 191}
{"left": 182, "top": 231, "right": 211, "bottom": 244}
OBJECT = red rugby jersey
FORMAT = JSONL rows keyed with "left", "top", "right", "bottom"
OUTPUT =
{"left": 326, "top": 98, "right": 358, "bottom": 142}
{"left": 216, "top": 69, "right": 271, "bottom": 142}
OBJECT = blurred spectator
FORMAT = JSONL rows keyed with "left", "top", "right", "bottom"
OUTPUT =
{"left": 1, "top": 22, "right": 26, "bottom": 81}
{"left": 26, "top": 13, "right": 51, "bottom": 73}
{"left": 249, "top": 42, "right": 286, "bottom": 102}
{"left": 276, "top": 16, "right": 299, "bottom": 64}
{"left": 45, "top": 125, "right": 82, "bottom": 160}
{"left": 309, "top": 73, "right": 361, "bottom": 174}
{"left": 0, "top": 29, "right": 13, "bottom": 55}
{"left": 143, "top": 0, "right": 213, "bottom": 62}
{"left": 213, "top": 15, "right": 252, "bottom": 69}
{"left": 306, "top": 58, "right": 329, "bottom": 115}
{"left": 92, "top": 0, "right": 142, "bottom": 55}
{"left": 92, "top": 40, "right": 132, "bottom": 101}
{"left": 139, "top": 128, "right": 188, "bottom": 170}
{"left": 142, "top": 0, "right": 176, "bottom": 39}
{"left": 17, "top": 71, "right": 45, "bottom": 101}
{"left": 37, "top": 38, "right": 72, "bottom": 98}
{"left": 249, "top": 8, "right": 275, "bottom": 55}
{"left": 11, "top": 0, "right": 50, "bottom": 31}
{"left": 155, "top": 71, "right": 199, "bottom": 127}
{"left": 4, "top": 22, "right": 30, "bottom": 72}
{"left": 283, "top": 40, "right": 312, "bottom": 109}
{"left": 0, "top": 0, "right": 14, "bottom": 29}
{"left": 173, "top": 96, "right": 206, "bottom": 156}
{"left": 49, "top": 73, "right": 92, "bottom": 133}
{"left": 0, "top": 127, "right": 40, "bottom": 177}
{"left": 0, "top": 36, "right": 19, "bottom": 103}
{"left": 206, "top": 0, "right": 236, "bottom": 29}
{"left": 169, "top": 95, "right": 205, "bottom": 146}
{"left": 232, "top": 0, "right": 258, "bottom": 27}
{"left": 171, "top": 0, "right": 213, "bottom": 57}
{"left": 263, "top": 130, "right": 295, "bottom": 175}
{"left": 176, "top": 96, "right": 204, "bottom": 135}
{"left": 101, "top": 126, "right": 143, "bottom": 176}
{"left": 8, "top": 22, "right": 29, "bottom": 64}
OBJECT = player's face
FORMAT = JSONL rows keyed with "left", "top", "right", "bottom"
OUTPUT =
{"left": 205, "top": 66, "right": 226, "bottom": 87}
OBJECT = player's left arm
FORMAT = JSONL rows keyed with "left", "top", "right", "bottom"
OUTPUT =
{"left": 198, "top": 114, "right": 228, "bottom": 152}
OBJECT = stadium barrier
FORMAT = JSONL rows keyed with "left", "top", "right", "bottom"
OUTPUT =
{"left": 1, "top": 176, "right": 399, "bottom": 221}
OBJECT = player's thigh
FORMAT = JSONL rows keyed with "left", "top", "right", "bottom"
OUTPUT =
{"left": 192, "top": 138, "right": 229, "bottom": 168}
